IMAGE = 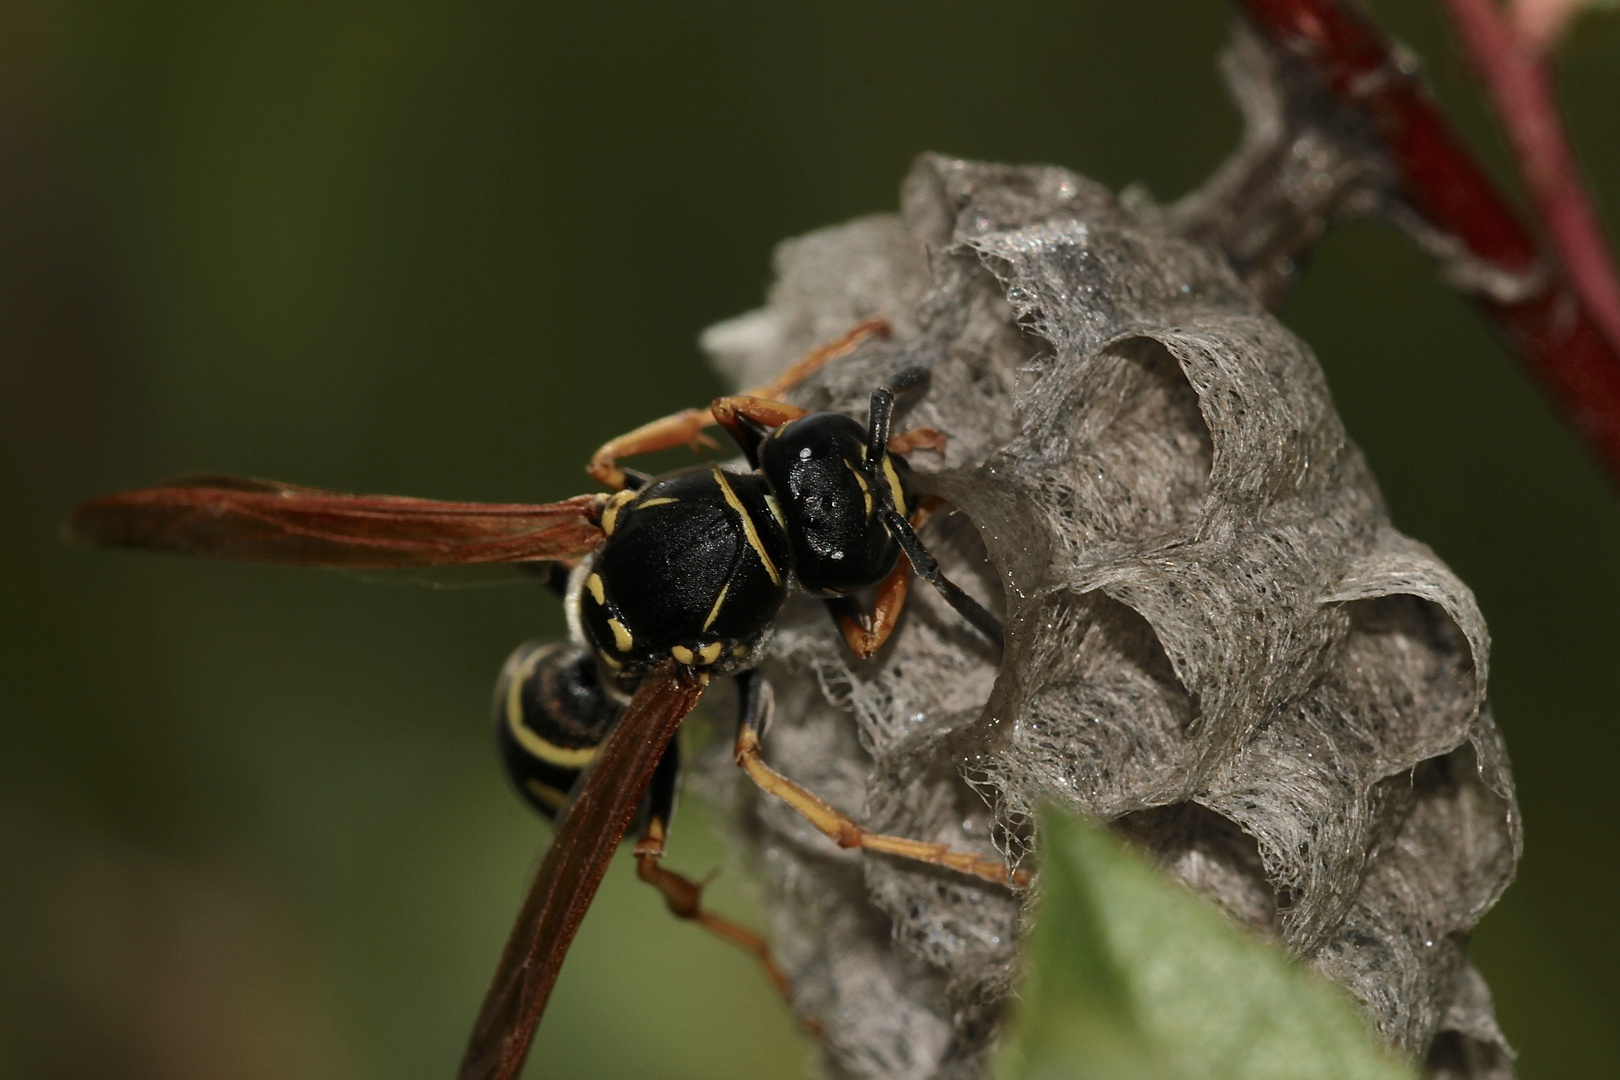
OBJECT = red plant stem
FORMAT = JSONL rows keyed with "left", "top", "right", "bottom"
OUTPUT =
{"left": 1234, "top": 0, "right": 1620, "bottom": 485}
{"left": 1440, "top": 0, "right": 1620, "bottom": 360}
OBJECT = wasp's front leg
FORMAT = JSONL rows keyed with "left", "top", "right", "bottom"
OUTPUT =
{"left": 585, "top": 317, "right": 891, "bottom": 489}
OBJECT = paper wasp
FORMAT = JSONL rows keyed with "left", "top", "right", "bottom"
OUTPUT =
{"left": 66, "top": 319, "right": 1016, "bottom": 1079}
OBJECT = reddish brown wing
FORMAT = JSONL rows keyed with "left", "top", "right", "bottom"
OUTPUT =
{"left": 65, "top": 476, "right": 606, "bottom": 567}
{"left": 458, "top": 662, "right": 708, "bottom": 1080}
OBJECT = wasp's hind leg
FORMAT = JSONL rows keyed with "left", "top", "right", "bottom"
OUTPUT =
{"left": 585, "top": 317, "right": 890, "bottom": 489}
{"left": 731, "top": 671, "right": 1028, "bottom": 888}
{"left": 631, "top": 737, "right": 811, "bottom": 1026}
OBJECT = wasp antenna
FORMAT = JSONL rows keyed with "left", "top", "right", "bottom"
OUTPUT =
{"left": 867, "top": 369, "right": 931, "bottom": 462}
{"left": 881, "top": 508, "right": 1005, "bottom": 651}
{"left": 866, "top": 387, "right": 897, "bottom": 462}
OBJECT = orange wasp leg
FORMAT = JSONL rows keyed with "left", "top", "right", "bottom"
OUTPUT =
{"left": 585, "top": 317, "right": 891, "bottom": 489}
{"left": 632, "top": 816, "right": 819, "bottom": 1034}
{"left": 731, "top": 673, "right": 1028, "bottom": 889}
{"left": 886, "top": 427, "right": 947, "bottom": 457}
{"left": 831, "top": 557, "right": 912, "bottom": 660}
{"left": 708, "top": 395, "right": 810, "bottom": 454}
{"left": 748, "top": 315, "right": 891, "bottom": 402}
{"left": 586, "top": 409, "right": 721, "bottom": 492}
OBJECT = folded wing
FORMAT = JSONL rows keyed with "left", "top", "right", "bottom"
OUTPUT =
{"left": 458, "top": 662, "right": 708, "bottom": 1080}
{"left": 65, "top": 475, "right": 607, "bottom": 567}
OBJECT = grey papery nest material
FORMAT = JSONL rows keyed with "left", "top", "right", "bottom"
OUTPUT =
{"left": 688, "top": 149, "right": 1519, "bottom": 1080}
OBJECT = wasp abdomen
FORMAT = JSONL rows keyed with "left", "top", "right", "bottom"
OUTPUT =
{"left": 493, "top": 641, "right": 620, "bottom": 819}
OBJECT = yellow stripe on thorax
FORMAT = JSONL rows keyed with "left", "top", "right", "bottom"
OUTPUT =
{"left": 711, "top": 467, "right": 781, "bottom": 585}
{"left": 600, "top": 489, "right": 636, "bottom": 535}
{"left": 702, "top": 582, "right": 730, "bottom": 631}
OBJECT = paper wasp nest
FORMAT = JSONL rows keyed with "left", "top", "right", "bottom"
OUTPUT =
{"left": 690, "top": 153, "right": 1519, "bottom": 1080}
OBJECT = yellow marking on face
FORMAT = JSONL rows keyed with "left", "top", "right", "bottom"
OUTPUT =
{"left": 607, "top": 617, "right": 634, "bottom": 653}
{"left": 600, "top": 489, "right": 636, "bottom": 535}
{"left": 702, "top": 582, "right": 730, "bottom": 632}
{"left": 585, "top": 573, "right": 606, "bottom": 605}
{"left": 504, "top": 664, "right": 600, "bottom": 768}
{"left": 733, "top": 644, "right": 750, "bottom": 657}
{"left": 697, "top": 641, "right": 723, "bottom": 665}
{"left": 670, "top": 644, "right": 696, "bottom": 665}
{"left": 711, "top": 467, "right": 781, "bottom": 586}
{"left": 636, "top": 496, "right": 679, "bottom": 509}
{"left": 524, "top": 779, "right": 569, "bottom": 813}
{"left": 845, "top": 459, "right": 874, "bottom": 520}
{"left": 881, "top": 455, "right": 908, "bottom": 517}
{"left": 765, "top": 493, "right": 786, "bottom": 530}
{"left": 597, "top": 649, "right": 622, "bottom": 671}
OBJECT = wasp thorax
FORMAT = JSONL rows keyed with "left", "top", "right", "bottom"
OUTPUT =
{"left": 578, "top": 467, "right": 791, "bottom": 675}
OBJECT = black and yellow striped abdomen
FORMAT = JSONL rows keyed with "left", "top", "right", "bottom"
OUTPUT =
{"left": 492, "top": 641, "right": 619, "bottom": 819}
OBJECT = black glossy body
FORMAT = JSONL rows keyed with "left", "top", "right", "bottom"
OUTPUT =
{"left": 577, "top": 405, "right": 919, "bottom": 680}
{"left": 757, "top": 412, "right": 905, "bottom": 596}
{"left": 495, "top": 380, "right": 1002, "bottom": 845}
{"left": 580, "top": 467, "right": 792, "bottom": 677}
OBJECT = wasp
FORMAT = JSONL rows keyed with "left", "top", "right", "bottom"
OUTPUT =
{"left": 66, "top": 319, "right": 1016, "bottom": 1080}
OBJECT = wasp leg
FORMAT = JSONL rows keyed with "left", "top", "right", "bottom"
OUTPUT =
{"left": 886, "top": 427, "right": 947, "bottom": 457}
{"left": 585, "top": 318, "right": 890, "bottom": 490}
{"left": 825, "top": 559, "right": 910, "bottom": 660}
{"left": 709, "top": 396, "right": 811, "bottom": 466}
{"left": 732, "top": 671, "right": 1028, "bottom": 888}
{"left": 746, "top": 316, "right": 890, "bottom": 402}
{"left": 631, "top": 739, "right": 809, "bottom": 1025}
{"left": 586, "top": 409, "right": 721, "bottom": 491}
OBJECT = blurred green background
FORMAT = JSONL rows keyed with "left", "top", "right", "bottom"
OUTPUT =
{"left": 1, "top": 2, "right": 1615, "bottom": 1078}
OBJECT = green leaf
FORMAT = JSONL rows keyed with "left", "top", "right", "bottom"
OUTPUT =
{"left": 995, "top": 807, "right": 1419, "bottom": 1080}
